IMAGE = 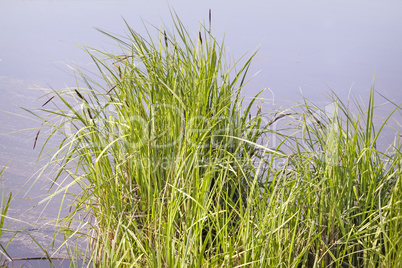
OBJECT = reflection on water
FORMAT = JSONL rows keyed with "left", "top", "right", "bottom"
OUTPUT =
{"left": 1, "top": 0, "right": 401, "bottom": 260}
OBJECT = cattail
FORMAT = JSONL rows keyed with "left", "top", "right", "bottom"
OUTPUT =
{"left": 117, "top": 65, "right": 122, "bottom": 78}
{"left": 87, "top": 108, "right": 93, "bottom": 120}
{"left": 113, "top": 55, "right": 133, "bottom": 65}
{"left": 164, "top": 30, "right": 168, "bottom": 48}
{"left": 307, "top": 109, "right": 323, "bottom": 128}
{"left": 256, "top": 105, "right": 261, "bottom": 116}
{"left": 107, "top": 85, "right": 117, "bottom": 95}
{"left": 268, "top": 113, "right": 293, "bottom": 126}
{"left": 199, "top": 31, "right": 202, "bottom": 45}
{"left": 209, "top": 9, "right": 211, "bottom": 33}
{"left": 74, "top": 89, "right": 87, "bottom": 103}
{"left": 41, "top": 96, "right": 54, "bottom": 107}
{"left": 33, "top": 130, "right": 40, "bottom": 149}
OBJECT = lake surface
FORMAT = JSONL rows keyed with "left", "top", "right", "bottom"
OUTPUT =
{"left": 1, "top": 0, "right": 402, "bottom": 261}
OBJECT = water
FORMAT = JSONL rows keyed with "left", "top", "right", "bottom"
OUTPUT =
{"left": 1, "top": 0, "right": 401, "bottom": 262}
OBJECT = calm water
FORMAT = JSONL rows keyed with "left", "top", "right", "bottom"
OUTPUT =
{"left": 1, "top": 0, "right": 402, "bottom": 261}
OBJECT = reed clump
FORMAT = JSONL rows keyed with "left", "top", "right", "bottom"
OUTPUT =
{"left": 34, "top": 13, "right": 401, "bottom": 267}
{"left": 0, "top": 166, "right": 12, "bottom": 263}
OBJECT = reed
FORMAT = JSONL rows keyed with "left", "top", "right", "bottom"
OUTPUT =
{"left": 0, "top": 166, "right": 12, "bottom": 263}
{"left": 32, "top": 13, "right": 401, "bottom": 267}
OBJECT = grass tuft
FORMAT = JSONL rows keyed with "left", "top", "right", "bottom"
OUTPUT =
{"left": 31, "top": 13, "right": 402, "bottom": 267}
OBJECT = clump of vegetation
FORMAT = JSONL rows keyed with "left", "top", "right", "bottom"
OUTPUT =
{"left": 33, "top": 12, "right": 401, "bottom": 267}
{"left": 0, "top": 166, "right": 12, "bottom": 264}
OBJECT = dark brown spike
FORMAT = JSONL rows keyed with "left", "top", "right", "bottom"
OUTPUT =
{"left": 267, "top": 113, "right": 294, "bottom": 126}
{"left": 117, "top": 65, "right": 122, "bottom": 78}
{"left": 164, "top": 30, "right": 168, "bottom": 48}
{"left": 199, "top": 31, "right": 203, "bottom": 45}
{"left": 41, "top": 96, "right": 54, "bottom": 107}
{"left": 74, "top": 89, "right": 87, "bottom": 103}
{"left": 275, "top": 113, "right": 292, "bottom": 121}
{"left": 87, "top": 108, "right": 93, "bottom": 120}
{"left": 112, "top": 55, "right": 134, "bottom": 65}
{"left": 307, "top": 109, "right": 324, "bottom": 129}
{"left": 107, "top": 85, "right": 117, "bottom": 95}
{"left": 209, "top": 9, "right": 211, "bottom": 33}
{"left": 33, "top": 130, "right": 40, "bottom": 149}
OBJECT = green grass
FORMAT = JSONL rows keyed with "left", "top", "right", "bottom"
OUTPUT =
{"left": 0, "top": 165, "right": 12, "bottom": 264}
{"left": 30, "top": 13, "right": 402, "bottom": 267}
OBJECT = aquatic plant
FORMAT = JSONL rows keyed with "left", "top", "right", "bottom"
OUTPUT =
{"left": 31, "top": 12, "right": 402, "bottom": 267}
{"left": 0, "top": 166, "right": 12, "bottom": 263}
